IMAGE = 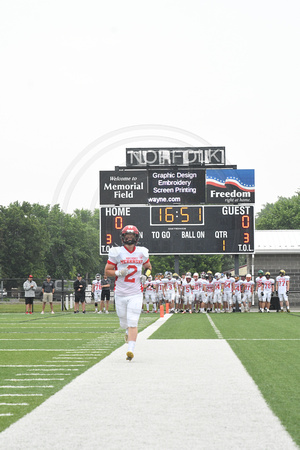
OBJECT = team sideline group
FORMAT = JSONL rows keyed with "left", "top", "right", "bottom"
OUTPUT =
{"left": 141, "top": 269, "right": 291, "bottom": 314}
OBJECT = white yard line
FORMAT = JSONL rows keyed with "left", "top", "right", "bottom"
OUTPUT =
{"left": 0, "top": 314, "right": 297, "bottom": 450}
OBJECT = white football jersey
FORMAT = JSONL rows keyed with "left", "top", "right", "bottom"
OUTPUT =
{"left": 276, "top": 275, "right": 290, "bottom": 294}
{"left": 223, "top": 277, "right": 235, "bottom": 292}
{"left": 162, "top": 277, "right": 177, "bottom": 292}
{"left": 92, "top": 280, "right": 102, "bottom": 291}
{"left": 182, "top": 278, "right": 195, "bottom": 294}
{"left": 256, "top": 276, "right": 266, "bottom": 291}
{"left": 263, "top": 278, "right": 274, "bottom": 292}
{"left": 107, "top": 246, "right": 149, "bottom": 296}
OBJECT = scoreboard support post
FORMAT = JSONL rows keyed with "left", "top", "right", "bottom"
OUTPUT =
{"left": 174, "top": 255, "right": 179, "bottom": 276}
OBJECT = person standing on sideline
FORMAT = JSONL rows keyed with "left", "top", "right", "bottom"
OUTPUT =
{"left": 23, "top": 275, "right": 37, "bottom": 314}
{"left": 276, "top": 269, "right": 290, "bottom": 313}
{"left": 41, "top": 275, "right": 55, "bottom": 314}
{"left": 73, "top": 273, "right": 86, "bottom": 313}
{"left": 92, "top": 273, "right": 102, "bottom": 313}
{"left": 105, "top": 225, "right": 151, "bottom": 361}
{"left": 101, "top": 275, "right": 111, "bottom": 314}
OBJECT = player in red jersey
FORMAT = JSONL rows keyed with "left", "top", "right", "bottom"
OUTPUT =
{"left": 105, "top": 225, "right": 151, "bottom": 361}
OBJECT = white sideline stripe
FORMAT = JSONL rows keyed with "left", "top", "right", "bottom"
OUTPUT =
{"left": 16, "top": 374, "right": 71, "bottom": 376}
{"left": 5, "top": 379, "right": 64, "bottom": 381}
{"left": 0, "top": 394, "right": 43, "bottom": 397}
{"left": 0, "top": 403, "right": 28, "bottom": 406}
{"left": 206, "top": 314, "right": 224, "bottom": 339}
{"left": 0, "top": 339, "right": 82, "bottom": 341}
{"left": 0, "top": 386, "right": 53, "bottom": 389}
{"left": 0, "top": 349, "right": 91, "bottom": 352}
{"left": 0, "top": 314, "right": 297, "bottom": 450}
{"left": 0, "top": 365, "right": 84, "bottom": 367}
{"left": 28, "top": 369, "right": 78, "bottom": 371}
{"left": 0, "top": 414, "right": 13, "bottom": 417}
{"left": 227, "top": 338, "right": 300, "bottom": 341}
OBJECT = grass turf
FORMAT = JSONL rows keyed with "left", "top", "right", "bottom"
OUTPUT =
{"left": 0, "top": 311, "right": 158, "bottom": 432}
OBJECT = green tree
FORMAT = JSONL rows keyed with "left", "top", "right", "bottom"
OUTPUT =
{"left": 256, "top": 191, "right": 300, "bottom": 230}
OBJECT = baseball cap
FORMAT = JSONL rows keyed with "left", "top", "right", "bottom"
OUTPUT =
{"left": 29, "top": 275, "right": 33, "bottom": 278}
{"left": 46, "top": 275, "right": 51, "bottom": 278}
{"left": 77, "top": 273, "right": 81, "bottom": 277}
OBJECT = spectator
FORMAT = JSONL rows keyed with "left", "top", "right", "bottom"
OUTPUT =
{"left": 73, "top": 273, "right": 86, "bottom": 313}
{"left": 23, "top": 274, "right": 37, "bottom": 315}
{"left": 100, "top": 275, "right": 111, "bottom": 314}
{"left": 41, "top": 275, "right": 55, "bottom": 314}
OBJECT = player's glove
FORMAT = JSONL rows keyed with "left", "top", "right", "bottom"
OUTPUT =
{"left": 91, "top": 292, "right": 94, "bottom": 300}
{"left": 115, "top": 268, "right": 128, "bottom": 277}
{"left": 286, "top": 290, "right": 289, "bottom": 295}
{"left": 145, "top": 269, "right": 151, "bottom": 277}
{"left": 276, "top": 290, "right": 278, "bottom": 295}
{"left": 140, "top": 275, "right": 147, "bottom": 284}
{"left": 261, "top": 292, "right": 264, "bottom": 297}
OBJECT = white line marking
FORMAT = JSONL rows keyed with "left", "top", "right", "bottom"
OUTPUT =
{"left": 0, "top": 394, "right": 43, "bottom": 397}
{"left": 5, "top": 379, "right": 65, "bottom": 381}
{"left": 28, "top": 369, "right": 78, "bottom": 371}
{"left": 0, "top": 403, "right": 28, "bottom": 406}
{"left": 0, "top": 386, "right": 54, "bottom": 388}
{"left": 205, "top": 314, "right": 224, "bottom": 339}
{"left": 0, "top": 365, "right": 84, "bottom": 367}
{"left": 0, "top": 413, "right": 13, "bottom": 416}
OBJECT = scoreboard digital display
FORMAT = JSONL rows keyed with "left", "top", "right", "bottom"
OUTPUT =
{"left": 100, "top": 205, "right": 254, "bottom": 255}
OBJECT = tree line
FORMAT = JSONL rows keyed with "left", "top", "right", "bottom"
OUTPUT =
{"left": 1, "top": 193, "right": 298, "bottom": 280}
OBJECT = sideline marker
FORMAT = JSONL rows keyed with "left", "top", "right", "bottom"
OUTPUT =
{"left": 160, "top": 305, "right": 164, "bottom": 317}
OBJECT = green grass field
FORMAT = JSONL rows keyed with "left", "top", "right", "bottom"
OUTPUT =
{"left": 150, "top": 312, "right": 300, "bottom": 447}
{"left": 0, "top": 309, "right": 158, "bottom": 432}
{"left": 0, "top": 307, "right": 299, "bottom": 448}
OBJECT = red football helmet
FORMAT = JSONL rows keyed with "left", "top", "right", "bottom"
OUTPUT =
{"left": 121, "top": 225, "right": 140, "bottom": 245}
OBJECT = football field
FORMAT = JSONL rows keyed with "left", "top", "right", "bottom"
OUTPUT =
{"left": 0, "top": 310, "right": 299, "bottom": 448}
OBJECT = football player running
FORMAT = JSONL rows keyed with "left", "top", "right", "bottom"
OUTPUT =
{"left": 275, "top": 269, "right": 290, "bottom": 313}
{"left": 105, "top": 225, "right": 151, "bottom": 361}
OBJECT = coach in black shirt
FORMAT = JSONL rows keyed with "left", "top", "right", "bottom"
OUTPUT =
{"left": 101, "top": 276, "right": 111, "bottom": 313}
{"left": 74, "top": 273, "right": 86, "bottom": 314}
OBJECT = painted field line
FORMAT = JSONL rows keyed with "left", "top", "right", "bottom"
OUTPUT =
{"left": 227, "top": 338, "right": 300, "bottom": 341}
{"left": 5, "top": 379, "right": 65, "bottom": 381}
{"left": 0, "top": 414, "right": 13, "bottom": 417}
{"left": 0, "top": 349, "right": 96, "bottom": 352}
{"left": 28, "top": 369, "right": 78, "bottom": 371}
{"left": 0, "top": 386, "right": 54, "bottom": 389}
{"left": 0, "top": 339, "right": 83, "bottom": 341}
{"left": 0, "top": 365, "right": 84, "bottom": 367}
{"left": 0, "top": 403, "right": 28, "bottom": 406}
{"left": 0, "top": 394, "right": 43, "bottom": 397}
{"left": 16, "top": 374, "right": 70, "bottom": 376}
{"left": 206, "top": 314, "right": 223, "bottom": 339}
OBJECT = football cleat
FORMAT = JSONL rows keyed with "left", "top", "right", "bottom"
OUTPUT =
{"left": 126, "top": 351, "right": 134, "bottom": 361}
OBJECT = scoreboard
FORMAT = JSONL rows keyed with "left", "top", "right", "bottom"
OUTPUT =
{"left": 100, "top": 205, "right": 254, "bottom": 255}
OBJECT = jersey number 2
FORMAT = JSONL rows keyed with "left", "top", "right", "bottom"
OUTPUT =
{"left": 124, "top": 265, "right": 138, "bottom": 283}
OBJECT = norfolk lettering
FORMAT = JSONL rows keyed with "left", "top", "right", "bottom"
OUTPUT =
{"left": 126, "top": 147, "right": 226, "bottom": 167}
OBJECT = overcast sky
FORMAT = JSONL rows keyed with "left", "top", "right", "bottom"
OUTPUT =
{"left": 0, "top": 0, "right": 299, "bottom": 215}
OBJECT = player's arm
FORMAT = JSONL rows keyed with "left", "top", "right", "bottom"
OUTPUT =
{"left": 105, "top": 263, "right": 118, "bottom": 278}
